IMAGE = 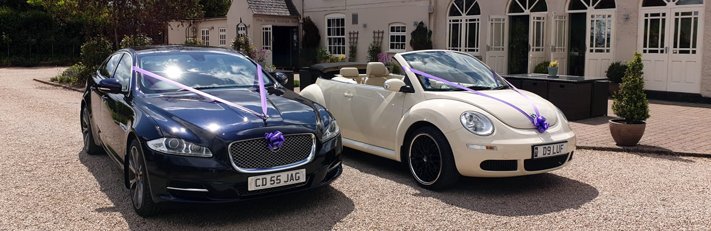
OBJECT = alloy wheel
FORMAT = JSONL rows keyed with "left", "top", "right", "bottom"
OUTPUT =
{"left": 408, "top": 134, "right": 443, "bottom": 185}
{"left": 129, "top": 146, "right": 145, "bottom": 209}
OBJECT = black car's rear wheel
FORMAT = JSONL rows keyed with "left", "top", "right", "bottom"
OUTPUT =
{"left": 81, "top": 107, "right": 103, "bottom": 155}
{"left": 128, "top": 141, "right": 160, "bottom": 217}
{"left": 405, "top": 126, "right": 459, "bottom": 190}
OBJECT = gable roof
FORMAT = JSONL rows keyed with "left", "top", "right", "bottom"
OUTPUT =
{"left": 246, "top": 0, "right": 300, "bottom": 17}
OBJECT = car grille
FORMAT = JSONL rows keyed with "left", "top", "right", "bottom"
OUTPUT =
{"left": 524, "top": 153, "right": 570, "bottom": 171}
{"left": 228, "top": 134, "right": 315, "bottom": 173}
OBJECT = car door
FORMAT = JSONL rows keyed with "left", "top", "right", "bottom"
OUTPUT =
{"left": 317, "top": 78, "right": 363, "bottom": 142}
{"left": 91, "top": 53, "right": 123, "bottom": 148}
{"left": 100, "top": 52, "right": 135, "bottom": 161}
{"left": 351, "top": 63, "right": 408, "bottom": 152}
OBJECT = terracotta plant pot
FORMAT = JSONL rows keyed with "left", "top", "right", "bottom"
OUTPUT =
{"left": 609, "top": 119, "right": 646, "bottom": 146}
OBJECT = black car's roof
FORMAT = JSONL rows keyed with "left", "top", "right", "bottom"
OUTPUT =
{"left": 128, "top": 45, "right": 237, "bottom": 56}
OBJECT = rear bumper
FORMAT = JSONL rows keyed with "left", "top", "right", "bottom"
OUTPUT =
{"left": 142, "top": 137, "right": 343, "bottom": 204}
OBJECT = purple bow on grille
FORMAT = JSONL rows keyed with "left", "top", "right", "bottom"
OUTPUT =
{"left": 533, "top": 115, "right": 549, "bottom": 133}
{"left": 265, "top": 131, "right": 285, "bottom": 151}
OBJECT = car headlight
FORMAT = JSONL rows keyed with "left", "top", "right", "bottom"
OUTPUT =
{"left": 321, "top": 120, "right": 340, "bottom": 142}
{"left": 146, "top": 138, "right": 213, "bottom": 158}
{"left": 460, "top": 111, "right": 494, "bottom": 136}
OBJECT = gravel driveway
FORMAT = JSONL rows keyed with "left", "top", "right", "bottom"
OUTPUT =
{"left": 1, "top": 67, "right": 710, "bottom": 230}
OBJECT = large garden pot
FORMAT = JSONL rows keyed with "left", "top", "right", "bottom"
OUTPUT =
{"left": 548, "top": 67, "right": 559, "bottom": 77}
{"left": 609, "top": 119, "right": 646, "bottom": 146}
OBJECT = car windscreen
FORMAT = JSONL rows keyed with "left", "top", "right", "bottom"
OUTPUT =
{"left": 137, "top": 51, "right": 273, "bottom": 93}
{"left": 402, "top": 51, "right": 507, "bottom": 91}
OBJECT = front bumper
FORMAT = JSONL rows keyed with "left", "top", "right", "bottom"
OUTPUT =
{"left": 141, "top": 136, "right": 343, "bottom": 203}
{"left": 445, "top": 119, "right": 576, "bottom": 177}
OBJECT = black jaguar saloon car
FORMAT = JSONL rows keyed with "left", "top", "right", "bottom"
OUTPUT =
{"left": 81, "top": 46, "right": 342, "bottom": 217}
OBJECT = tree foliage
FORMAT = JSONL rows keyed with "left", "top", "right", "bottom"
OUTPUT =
{"left": 409, "top": 21, "right": 432, "bottom": 50}
{"left": 612, "top": 52, "right": 650, "bottom": 123}
{"left": 200, "top": 0, "right": 230, "bottom": 17}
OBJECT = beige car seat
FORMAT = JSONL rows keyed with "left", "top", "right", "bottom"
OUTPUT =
{"left": 338, "top": 67, "right": 364, "bottom": 84}
{"left": 365, "top": 62, "right": 389, "bottom": 87}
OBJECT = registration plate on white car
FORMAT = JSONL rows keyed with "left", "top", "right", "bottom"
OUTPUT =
{"left": 532, "top": 142, "right": 567, "bottom": 159}
{"left": 248, "top": 169, "right": 306, "bottom": 191}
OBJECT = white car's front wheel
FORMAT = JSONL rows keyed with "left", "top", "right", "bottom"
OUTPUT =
{"left": 405, "top": 126, "right": 460, "bottom": 190}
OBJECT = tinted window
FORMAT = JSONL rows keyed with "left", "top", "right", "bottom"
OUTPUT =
{"left": 100, "top": 54, "right": 123, "bottom": 78}
{"left": 114, "top": 53, "right": 133, "bottom": 91}
{"left": 137, "top": 51, "right": 274, "bottom": 93}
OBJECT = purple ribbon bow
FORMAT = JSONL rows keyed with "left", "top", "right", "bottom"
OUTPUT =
{"left": 405, "top": 67, "right": 549, "bottom": 133}
{"left": 264, "top": 131, "right": 285, "bottom": 151}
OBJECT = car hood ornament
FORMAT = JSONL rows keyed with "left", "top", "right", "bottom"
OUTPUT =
{"left": 265, "top": 131, "right": 285, "bottom": 152}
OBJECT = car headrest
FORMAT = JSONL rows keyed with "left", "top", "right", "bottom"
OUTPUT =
{"left": 366, "top": 62, "right": 389, "bottom": 78}
{"left": 339, "top": 67, "right": 360, "bottom": 78}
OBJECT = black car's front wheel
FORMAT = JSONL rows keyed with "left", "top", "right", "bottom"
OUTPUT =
{"left": 405, "top": 126, "right": 459, "bottom": 190}
{"left": 128, "top": 140, "right": 160, "bottom": 217}
{"left": 81, "top": 107, "right": 103, "bottom": 155}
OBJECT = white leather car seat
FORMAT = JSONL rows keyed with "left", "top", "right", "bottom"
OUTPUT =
{"left": 365, "top": 62, "right": 389, "bottom": 87}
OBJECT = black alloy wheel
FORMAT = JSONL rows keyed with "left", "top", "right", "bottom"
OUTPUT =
{"left": 128, "top": 140, "right": 160, "bottom": 217}
{"left": 81, "top": 107, "right": 103, "bottom": 155}
{"left": 406, "top": 126, "right": 459, "bottom": 190}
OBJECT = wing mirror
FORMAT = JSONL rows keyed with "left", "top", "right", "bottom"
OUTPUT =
{"left": 273, "top": 72, "right": 289, "bottom": 85}
{"left": 384, "top": 79, "right": 408, "bottom": 92}
{"left": 97, "top": 78, "right": 123, "bottom": 94}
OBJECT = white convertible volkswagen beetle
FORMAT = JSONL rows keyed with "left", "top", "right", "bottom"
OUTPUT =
{"left": 301, "top": 50, "right": 576, "bottom": 189}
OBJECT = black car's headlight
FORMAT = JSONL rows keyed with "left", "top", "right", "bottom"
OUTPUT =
{"left": 460, "top": 111, "right": 494, "bottom": 136}
{"left": 321, "top": 120, "right": 340, "bottom": 142}
{"left": 146, "top": 138, "right": 213, "bottom": 158}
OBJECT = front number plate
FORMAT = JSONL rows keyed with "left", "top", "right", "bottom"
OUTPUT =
{"left": 532, "top": 142, "right": 567, "bottom": 159}
{"left": 248, "top": 169, "right": 306, "bottom": 191}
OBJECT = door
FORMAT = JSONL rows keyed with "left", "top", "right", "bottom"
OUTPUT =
{"left": 639, "top": 9, "right": 669, "bottom": 91}
{"left": 486, "top": 16, "right": 507, "bottom": 73}
{"left": 92, "top": 53, "right": 123, "bottom": 151}
{"left": 528, "top": 13, "right": 546, "bottom": 73}
{"left": 318, "top": 79, "right": 362, "bottom": 142}
{"left": 508, "top": 15, "right": 529, "bottom": 74}
{"left": 568, "top": 13, "right": 587, "bottom": 76}
{"left": 585, "top": 11, "right": 614, "bottom": 77}
{"left": 638, "top": 3, "right": 703, "bottom": 94}
{"left": 101, "top": 53, "right": 134, "bottom": 160}
{"left": 551, "top": 15, "right": 568, "bottom": 75}
{"left": 351, "top": 85, "right": 406, "bottom": 151}
{"left": 667, "top": 8, "right": 702, "bottom": 93}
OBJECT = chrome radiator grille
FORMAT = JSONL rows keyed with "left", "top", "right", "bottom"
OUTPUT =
{"left": 228, "top": 134, "right": 315, "bottom": 173}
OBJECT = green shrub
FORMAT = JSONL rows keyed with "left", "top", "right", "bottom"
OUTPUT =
{"left": 612, "top": 52, "right": 649, "bottom": 123}
{"left": 51, "top": 62, "right": 87, "bottom": 87}
{"left": 120, "top": 34, "right": 153, "bottom": 48}
{"left": 316, "top": 48, "right": 330, "bottom": 63}
{"left": 301, "top": 17, "right": 321, "bottom": 67}
{"left": 367, "top": 41, "right": 382, "bottom": 62}
{"left": 231, "top": 36, "right": 256, "bottom": 59}
{"left": 533, "top": 61, "right": 550, "bottom": 74}
{"left": 80, "top": 37, "right": 112, "bottom": 70}
{"left": 293, "top": 79, "right": 300, "bottom": 88}
{"left": 410, "top": 21, "right": 432, "bottom": 50}
{"left": 606, "top": 62, "right": 627, "bottom": 84}
{"left": 184, "top": 38, "right": 201, "bottom": 46}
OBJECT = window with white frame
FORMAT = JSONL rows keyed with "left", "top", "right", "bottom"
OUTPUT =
{"left": 201, "top": 29, "right": 210, "bottom": 46}
{"left": 218, "top": 27, "right": 226, "bottom": 46}
{"left": 447, "top": 0, "right": 481, "bottom": 54}
{"left": 553, "top": 16, "right": 567, "bottom": 53}
{"left": 326, "top": 14, "right": 346, "bottom": 55}
{"left": 389, "top": 23, "right": 407, "bottom": 52}
{"left": 589, "top": 14, "right": 612, "bottom": 53}
{"left": 262, "top": 25, "right": 272, "bottom": 51}
{"left": 488, "top": 17, "right": 505, "bottom": 52}
{"left": 237, "top": 24, "right": 247, "bottom": 36}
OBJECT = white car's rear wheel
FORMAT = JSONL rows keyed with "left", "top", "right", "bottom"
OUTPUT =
{"left": 406, "top": 126, "right": 459, "bottom": 190}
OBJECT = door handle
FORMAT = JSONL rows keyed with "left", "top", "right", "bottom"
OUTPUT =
{"left": 664, "top": 47, "right": 669, "bottom": 54}
{"left": 343, "top": 92, "right": 354, "bottom": 98}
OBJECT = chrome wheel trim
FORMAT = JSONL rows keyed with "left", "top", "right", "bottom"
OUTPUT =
{"left": 408, "top": 133, "right": 443, "bottom": 186}
{"left": 129, "top": 146, "right": 145, "bottom": 209}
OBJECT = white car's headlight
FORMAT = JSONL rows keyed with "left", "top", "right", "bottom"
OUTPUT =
{"left": 321, "top": 120, "right": 340, "bottom": 142}
{"left": 146, "top": 138, "right": 213, "bottom": 158}
{"left": 460, "top": 111, "right": 494, "bottom": 136}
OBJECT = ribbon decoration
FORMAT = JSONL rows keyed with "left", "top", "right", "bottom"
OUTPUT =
{"left": 132, "top": 65, "right": 270, "bottom": 120}
{"left": 405, "top": 67, "right": 549, "bottom": 133}
{"left": 265, "top": 130, "right": 286, "bottom": 151}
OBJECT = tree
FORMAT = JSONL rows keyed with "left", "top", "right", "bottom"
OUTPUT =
{"left": 612, "top": 52, "right": 650, "bottom": 123}
{"left": 200, "top": 0, "right": 230, "bottom": 17}
{"left": 409, "top": 21, "right": 432, "bottom": 50}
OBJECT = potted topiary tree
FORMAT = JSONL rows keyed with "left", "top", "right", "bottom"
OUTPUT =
{"left": 606, "top": 61, "right": 627, "bottom": 96}
{"left": 609, "top": 52, "right": 649, "bottom": 146}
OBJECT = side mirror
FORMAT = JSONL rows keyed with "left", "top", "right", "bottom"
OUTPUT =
{"left": 384, "top": 79, "right": 407, "bottom": 92}
{"left": 274, "top": 72, "right": 289, "bottom": 85}
{"left": 97, "top": 78, "right": 123, "bottom": 94}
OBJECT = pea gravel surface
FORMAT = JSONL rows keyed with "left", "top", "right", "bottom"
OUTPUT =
{"left": 1, "top": 67, "right": 710, "bottom": 230}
